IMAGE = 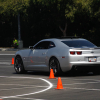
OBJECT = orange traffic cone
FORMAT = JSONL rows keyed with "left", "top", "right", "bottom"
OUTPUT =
{"left": 55, "top": 77, "right": 64, "bottom": 89}
{"left": 48, "top": 69, "right": 56, "bottom": 79}
{"left": 11, "top": 58, "right": 14, "bottom": 64}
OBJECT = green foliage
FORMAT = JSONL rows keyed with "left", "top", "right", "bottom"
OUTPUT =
{"left": 0, "top": 0, "right": 29, "bottom": 16}
{"left": 0, "top": 0, "right": 100, "bottom": 47}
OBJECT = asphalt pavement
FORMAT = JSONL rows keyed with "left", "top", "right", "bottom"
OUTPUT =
{"left": 0, "top": 50, "right": 100, "bottom": 100}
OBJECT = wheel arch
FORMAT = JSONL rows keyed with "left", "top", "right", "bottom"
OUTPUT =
{"left": 15, "top": 54, "right": 22, "bottom": 60}
{"left": 49, "top": 56, "right": 62, "bottom": 71}
{"left": 14, "top": 54, "right": 24, "bottom": 65}
{"left": 49, "top": 56, "right": 58, "bottom": 62}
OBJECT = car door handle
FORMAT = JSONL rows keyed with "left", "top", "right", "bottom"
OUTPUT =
{"left": 42, "top": 52, "right": 46, "bottom": 55}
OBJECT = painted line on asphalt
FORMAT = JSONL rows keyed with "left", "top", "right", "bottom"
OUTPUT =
{"left": 0, "top": 76, "right": 53, "bottom": 99}
{"left": 0, "top": 59, "right": 11, "bottom": 61}
{"left": 0, "top": 85, "right": 48, "bottom": 91}
{"left": 54, "top": 78, "right": 100, "bottom": 91}
{"left": 64, "top": 87, "right": 100, "bottom": 91}
{"left": 0, "top": 54, "right": 15, "bottom": 55}
{"left": 62, "top": 81, "right": 100, "bottom": 86}
{"left": 0, "top": 84, "right": 48, "bottom": 87}
{"left": 61, "top": 78, "right": 100, "bottom": 82}
{"left": 11, "top": 97, "right": 45, "bottom": 100}
{"left": 0, "top": 62, "right": 11, "bottom": 65}
{"left": 54, "top": 81, "right": 100, "bottom": 87}
{"left": 0, "top": 82, "right": 49, "bottom": 91}
{"left": 0, "top": 60, "right": 11, "bottom": 61}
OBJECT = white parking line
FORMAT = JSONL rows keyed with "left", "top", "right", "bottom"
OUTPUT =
{"left": 0, "top": 60, "right": 11, "bottom": 61}
{"left": 0, "top": 86, "right": 48, "bottom": 91}
{"left": 0, "top": 62, "right": 11, "bottom": 65}
{"left": 61, "top": 78, "right": 100, "bottom": 82}
{"left": 11, "top": 97, "right": 45, "bottom": 100}
{"left": 0, "top": 76, "right": 53, "bottom": 99}
{"left": 0, "top": 54, "right": 15, "bottom": 55}
{"left": 62, "top": 81, "right": 100, "bottom": 86}
{"left": 0, "top": 84, "right": 48, "bottom": 87}
{"left": 54, "top": 78, "right": 100, "bottom": 91}
{"left": 64, "top": 87, "right": 100, "bottom": 91}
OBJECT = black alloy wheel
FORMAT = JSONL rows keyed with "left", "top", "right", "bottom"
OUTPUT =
{"left": 14, "top": 56, "right": 26, "bottom": 74}
{"left": 49, "top": 57, "right": 61, "bottom": 76}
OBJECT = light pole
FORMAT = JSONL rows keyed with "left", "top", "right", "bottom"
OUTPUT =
{"left": 17, "top": 0, "right": 23, "bottom": 49}
{"left": 18, "top": 13, "right": 21, "bottom": 41}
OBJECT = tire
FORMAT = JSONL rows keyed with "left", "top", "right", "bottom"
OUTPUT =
{"left": 49, "top": 57, "right": 61, "bottom": 76}
{"left": 14, "top": 56, "right": 26, "bottom": 74}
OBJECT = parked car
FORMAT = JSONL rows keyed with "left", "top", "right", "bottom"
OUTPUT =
{"left": 14, "top": 37, "right": 100, "bottom": 75}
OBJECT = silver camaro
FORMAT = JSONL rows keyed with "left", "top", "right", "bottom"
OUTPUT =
{"left": 14, "top": 38, "right": 100, "bottom": 75}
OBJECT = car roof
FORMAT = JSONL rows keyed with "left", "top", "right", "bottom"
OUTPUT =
{"left": 41, "top": 38, "right": 86, "bottom": 42}
{"left": 33, "top": 38, "right": 88, "bottom": 48}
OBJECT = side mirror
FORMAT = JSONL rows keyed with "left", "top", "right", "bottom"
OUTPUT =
{"left": 29, "top": 46, "right": 34, "bottom": 50}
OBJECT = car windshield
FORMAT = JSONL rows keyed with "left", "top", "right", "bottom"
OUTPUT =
{"left": 61, "top": 40, "right": 97, "bottom": 48}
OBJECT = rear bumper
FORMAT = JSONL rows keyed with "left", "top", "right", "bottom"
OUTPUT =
{"left": 59, "top": 56, "right": 100, "bottom": 72}
{"left": 71, "top": 64, "right": 100, "bottom": 71}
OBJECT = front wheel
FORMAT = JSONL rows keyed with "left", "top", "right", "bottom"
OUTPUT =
{"left": 49, "top": 58, "right": 61, "bottom": 76}
{"left": 14, "top": 56, "right": 26, "bottom": 74}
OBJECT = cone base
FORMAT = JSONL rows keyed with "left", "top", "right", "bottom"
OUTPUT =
{"left": 55, "top": 88, "right": 64, "bottom": 89}
{"left": 48, "top": 77, "right": 56, "bottom": 79}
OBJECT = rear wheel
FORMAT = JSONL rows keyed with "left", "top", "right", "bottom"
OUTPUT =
{"left": 14, "top": 56, "right": 26, "bottom": 74}
{"left": 49, "top": 57, "right": 61, "bottom": 76}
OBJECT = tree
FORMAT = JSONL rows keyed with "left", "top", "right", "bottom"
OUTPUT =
{"left": 0, "top": 0, "right": 100, "bottom": 47}
{"left": 59, "top": 23, "right": 67, "bottom": 36}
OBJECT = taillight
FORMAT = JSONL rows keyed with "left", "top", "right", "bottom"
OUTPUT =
{"left": 77, "top": 51, "right": 82, "bottom": 55}
{"left": 70, "top": 51, "right": 75, "bottom": 55}
{"left": 70, "top": 51, "right": 82, "bottom": 55}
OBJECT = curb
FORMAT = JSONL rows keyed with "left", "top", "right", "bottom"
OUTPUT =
{"left": 0, "top": 48, "right": 28, "bottom": 51}
{"left": 0, "top": 48, "right": 21, "bottom": 51}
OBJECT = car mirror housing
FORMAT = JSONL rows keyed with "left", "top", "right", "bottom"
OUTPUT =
{"left": 29, "top": 46, "right": 34, "bottom": 50}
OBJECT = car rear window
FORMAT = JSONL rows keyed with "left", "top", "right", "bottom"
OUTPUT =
{"left": 61, "top": 40, "right": 97, "bottom": 48}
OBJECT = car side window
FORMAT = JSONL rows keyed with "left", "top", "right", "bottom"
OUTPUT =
{"left": 48, "top": 42, "right": 55, "bottom": 49}
{"left": 34, "top": 41, "right": 50, "bottom": 49}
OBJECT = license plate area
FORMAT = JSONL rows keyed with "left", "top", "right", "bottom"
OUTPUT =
{"left": 88, "top": 57, "right": 97, "bottom": 62}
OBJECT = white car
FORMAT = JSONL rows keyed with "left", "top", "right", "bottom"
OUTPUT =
{"left": 14, "top": 38, "right": 100, "bottom": 75}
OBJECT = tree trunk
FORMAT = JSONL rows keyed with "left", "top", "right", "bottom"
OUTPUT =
{"left": 59, "top": 23, "right": 67, "bottom": 37}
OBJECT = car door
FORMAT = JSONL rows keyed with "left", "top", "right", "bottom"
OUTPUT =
{"left": 27, "top": 41, "right": 50, "bottom": 71}
{"left": 37, "top": 41, "right": 56, "bottom": 71}
{"left": 37, "top": 41, "right": 50, "bottom": 69}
